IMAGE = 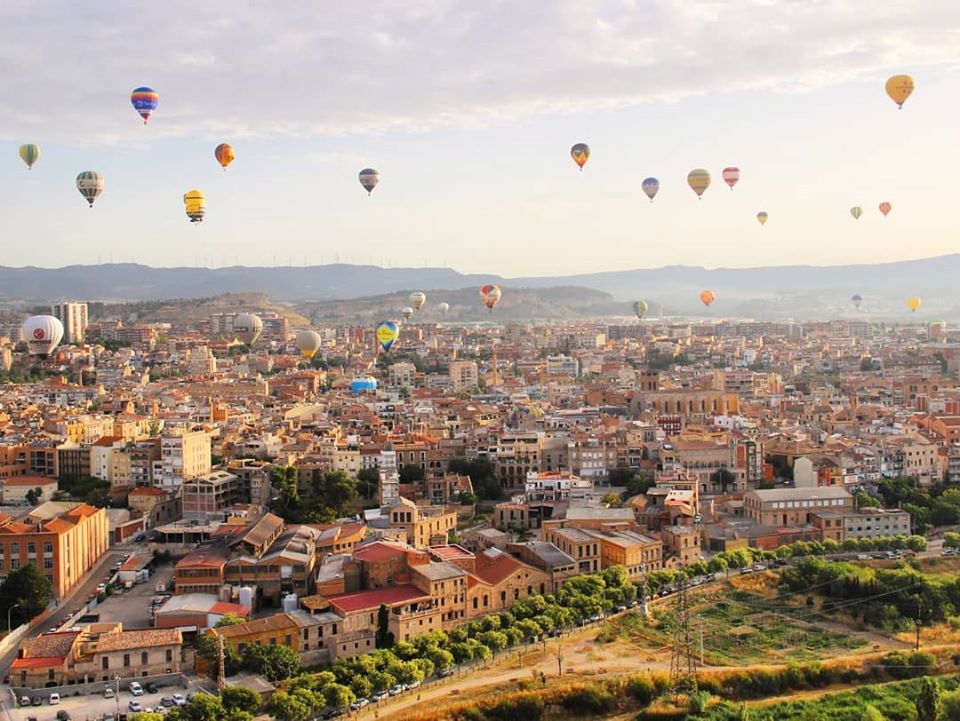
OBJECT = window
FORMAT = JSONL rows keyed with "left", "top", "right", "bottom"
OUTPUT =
{"left": 166, "top": 649, "right": 173, "bottom": 663}
{"left": 123, "top": 654, "right": 130, "bottom": 667}
{"left": 102, "top": 657, "right": 109, "bottom": 670}
{"left": 27, "top": 542, "right": 35, "bottom": 554}
{"left": 10, "top": 558, "right": 19, "bottom": 570}
{"left": 141, "top": 652, "right": 148, "bottom": 665}
{"left": 44, "top": 542, "right": 53, "bottom": 553}
{"left": 44, "top": 558, "right": 53, "bottom": 569}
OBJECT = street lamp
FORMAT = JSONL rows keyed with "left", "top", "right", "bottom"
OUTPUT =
{"left": 7, "top": 603, "right": 20, "bottom": 633}
{"left": 115, "top": 674, "right": 121, "bottom": 718}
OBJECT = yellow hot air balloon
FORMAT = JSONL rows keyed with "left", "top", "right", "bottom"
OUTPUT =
{"left": 757, "top": 211, "right": 768, "bottom": 226}
{"left": 885, "top": 74, "right": 915, "bottom": 109}
{"left": 688, "top": 169, "right": 711, "bottom": 198}
{"left": 183, "top": 189, "right": 205, "bottom": 224}
{"left": 907, "top": 296, "right": 922, "bottom": 312}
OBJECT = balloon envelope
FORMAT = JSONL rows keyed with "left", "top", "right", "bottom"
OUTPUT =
{"left": 184, "top": 189, "right": 205, "bottom": 223}
{"left": 688, "top": 169, "right": 711, "bottom": 198}
{"left": 233, "top": 313, "right": 262, "bottom": 345}
{"left": 851, "top": 294, "right": 863, "bottom": 309}
{"left": 633, "top": 300, "right": 649, "bottom": 319}
{"left": 409, "top": 291, "right": 426, "bottom": 311}
{"left": 699, "top": 290, "right": 715, "bottom": 307}
{"left": 19, "top": 144, "right": 40, "bottom": 169}
{"left": 400, "top": 307, "right": 414, "bottom": 321}
{"left": 879, "top": 202, "right": 892, "bottom": 217}
{"left": 351, "top": 376, "right": 378, "bottom": 395}
{"left": 215, "top": 144, "right": 235, "bottom": 170}
{"left": 130, "top": 86, "right": 159, "bottom": 123}
{"left": 21, "top": 315, "right": 64, "bottom": 356}
{"left": 907, "top": 296, "right": 922, "bottom": 312}
{"left": 570, "top": 143, "right": 590, "bottom": 170}
{"left": 757, "top": 211, "right": 768, "bottom": 226}
{"left": 885, "top": 75, "right": 914, "bottom": 108}
{"left": 437, "top": 302, "right": 450, "bottom": 315}
{"left": 642, "top": 177, "right": 659, "bottom": 201}
{"left": 76, "top": 171, "right": 104, "bottom": 207}
{"left": 850, "top": 206, "right": 863, "bottom": 220}
{"left": 480, "top": 284, "right": 502, "bottom": 310}
{"left": 295, "top": 330, "right": 322, "bottom": 359}
{"left": 376, "top": 321, "right": 400, "bottom": 352}
{"left": 359, "top": 168, "right": 380, "bottom": 194}
{"left": 722, "top": 167, "right": 740, "bottom": 189}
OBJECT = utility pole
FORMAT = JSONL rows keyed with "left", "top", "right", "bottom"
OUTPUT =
{"left": 669, "top": 580, "right": 699, "bottom": 700}
{"left": 216, "top": 633, "right": 226, "bottom": 691}
{"left": 555, "top": 641, "right": 564, "bottom": 677}
{"left": 915, "top": 580, "right": 924, "bottom": 651}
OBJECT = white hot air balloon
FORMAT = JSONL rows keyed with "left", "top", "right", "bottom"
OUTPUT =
{"left": 21, "top": 315, "right": 65, "bottom": 357}
{"left": 295, "top": 330, "right": 322, "bottom": 359}
{"left": 437, "top": 302, "right": 450, "bottom": 315}
{"left": 233, "top": 313, "right": 263, "bottom": 346}
{"left": 408, "top": 291, "right": 426, "bottom": 311}
{"left": 400, "top": 307, "right": 414, "bottom": 321}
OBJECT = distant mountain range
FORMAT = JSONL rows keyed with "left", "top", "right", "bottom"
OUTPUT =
{"left": 2, "top": 255, "right": 958, "bottom": 319}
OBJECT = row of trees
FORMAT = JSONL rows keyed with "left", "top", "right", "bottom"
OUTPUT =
{"left": 267, "top": 567, "right": 637, "bottom": 720}
{"left": 871, "top": 477, "right": 960, "bottom": 532}
{"left": 197, "top": 615, "right": 302, "bottom": 681}
{"left": 132, "top": 687, "right": 261, "bottom": 721}
{"left": 0, "top": 564, "right": 52, "bottom": 630}
{"left": 781, "top": 556, "right": 960, "bottom": 630}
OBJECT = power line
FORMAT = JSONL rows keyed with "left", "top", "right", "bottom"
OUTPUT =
{"left": 669, "top": 579, "right": 698, "bottom": 699}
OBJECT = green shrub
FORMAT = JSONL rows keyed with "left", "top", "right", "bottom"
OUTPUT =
{"left": 626, "top": 675, "right": 656, "bottom": 705}
{"left": 560, "top": 684, "right": 617, "bottom": 715}
{"left": 485, "top": 695, "right": 544, "bottom": 721}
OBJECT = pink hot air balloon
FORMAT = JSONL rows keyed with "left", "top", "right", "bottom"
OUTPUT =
{"left": 722, "top": 167, "right": 740, "bottom": 190}
{"left": 879, "top": 202, "right": 892, "bottom": 217}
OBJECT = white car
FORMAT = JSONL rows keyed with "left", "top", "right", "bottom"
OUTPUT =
{"left": 172, "top": 694, "right": 187, "bottom": 707}
{"left": 129, "top": 681, "right": 144, "bottom": 696}
{"left": 49, "top": 693, "right": 61, "bottom": 705}
{"left": 128, "top": 701, "right": 143, "bottom": 712}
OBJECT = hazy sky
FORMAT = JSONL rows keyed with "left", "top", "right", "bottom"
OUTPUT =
{"left": 1, "top": 1, "right": 959, "bottom": 276}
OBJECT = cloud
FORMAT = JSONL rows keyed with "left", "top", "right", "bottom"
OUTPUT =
{"left": 0, "top": 0, "right": 957, "bottom": 144}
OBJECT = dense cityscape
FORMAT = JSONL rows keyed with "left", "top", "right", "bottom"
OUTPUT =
{"left": 0, "top": 298, "right": 959, "bottom": 721}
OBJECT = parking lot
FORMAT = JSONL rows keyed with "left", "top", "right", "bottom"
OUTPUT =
{"left": 91, "top": 566, "right": 175, "bottom": 630}
{"left": 3, "top": 680, "right": 216, "bottom": 721}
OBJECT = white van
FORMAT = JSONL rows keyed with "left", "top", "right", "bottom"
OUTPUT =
{"left": 104, "top": 686, "right": 115, "bottom": 698}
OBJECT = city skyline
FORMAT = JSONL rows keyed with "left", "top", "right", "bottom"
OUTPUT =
{"left": 1, "top": 2, "right": 959, "bottom": 274}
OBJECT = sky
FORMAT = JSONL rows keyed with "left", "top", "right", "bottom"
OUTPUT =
{"left": 1, "top": 1, "right": 959, "bottom": 277}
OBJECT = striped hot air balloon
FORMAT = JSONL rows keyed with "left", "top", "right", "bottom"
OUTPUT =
{"left": 76, "top": 171, "right": 104, "bottom": 207}
{"left": 688, "top": 169, "right": 711, "bottom": 198}
{"left": 722, "top": 166, "right": 740, "bottom": 189}
{"left": 130, "top": 87, "right": 159, "bottom": 123}
{"left": 18, "top": 144, "right": 40, "bottom": 170}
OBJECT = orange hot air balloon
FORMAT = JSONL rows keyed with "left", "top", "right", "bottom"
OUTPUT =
{"left": 570, "top": 143, "right": 590, "bottom": 171}
{"left": 215, "top": 143, "right": 235, "bottom": 170}
{"left": 879, "top": 202, "right": 892, "bottom": 217}
{"left": 885, "top": 75, "right": 914, "bottom": 109}
{"left": 699, "top": 290, "right": 715, "bottom": 307}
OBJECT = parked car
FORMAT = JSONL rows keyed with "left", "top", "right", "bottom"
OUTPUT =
{"left": 350, "top": 698, "right": 370, "bottom": 710}
{"left": 20, "top": 695, "right": 31, "bottom": 707}
{"left": 371, "top": 691, "right": 387, "bottom": 702}
{"left": 145, "top": 682, "right": 159, "bottom": 694}
{"left": 104, "top": 686, "right": 115, "bottom": 698}
{"left": 129, "top": 681, "right": 143, "bottom": 696}
{"left": 32, "top": 696, "right": 42, "bottom": 706}
{"left": 161, "top": 696, "right": 176, "bottom": 707}
{"left": 172, "top": 693, "right": 187, "bottom": 706}
{"left": 438, "top": 668, "right": 455, "bottom": 678}
{"left": 55, "top": 711, "right": 70, "bottom": 721}
{"left": 128, "top": 701, "right": 143, "bottom": 713}
{"left": 49, "top": 693, "right": 61, "bottom": 704}
{"left": 388, "top": 684, "right": 403, "bottom": 696}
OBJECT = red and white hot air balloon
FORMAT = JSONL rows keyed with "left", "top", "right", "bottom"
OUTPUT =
{"left": 879, "top": 202, "right": 892, "bottom": 217}
{"left": 722, "top": 167, "right": 740, "bottom": 190}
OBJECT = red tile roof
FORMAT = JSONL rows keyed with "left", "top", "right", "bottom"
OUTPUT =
{"left": 473, "top": 551, "right": 525, "bottom": 586}
{"left": 326, "top": 584, "right": 430, "bottom": 614}
{"left": 352, "top": 541, "right": 408, "bottom": 564}
{"left": 11, "top": 656, "right": 65, "bottom": 669}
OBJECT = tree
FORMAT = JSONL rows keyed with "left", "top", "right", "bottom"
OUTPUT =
{"left": 268, "top": 690, "right": 311, "bottom": 721}
{"left": 221, "top": 686, "right": 261, "bottom": 713}
{"left": 861, "top": 705, "right": 886, "bottom": 721}
{"left": 399, "top": 464, "right": 425, "bottom": 482}
{"left": 376, "top": 604, "right": 394, "bottom": 647}
{"left": 242, "top": 643, "right": 301, "bottom": 681}
{"left": 322, "top": 683, "right": 356, "bottom": 710}
{"left": 25, "top": 487, "right": 41, "bottom": 505}
{"left": 215, "top": 614, "right": 247, "bottom": 628}
{"left": 269, "top": 465, "right": 299, "bottom": 515}
{"left": 0, "top": 564, "right": 52, "bottom": 627}
{"left": 713, "top": 468, "right": 737, "bottom": 493}
{"left": 357, "top": 468, "right": 380, "bottom": 500}
{"left": 945, "top": 532, "right": 960, "bottom": 550}
{"left": 916, "top": 677, "right": 941, "bottom": 721}
{"left": 318, "top": 470, "right": 359, "bottom": 514}
{"left": 176, "top": 694, "right": 252, "bottom": 721}
{"left": 601, "top": 492, "right": 622, "bottom": 508}
{"left": 854, "top": 491, "right": 882, "bottom": 510}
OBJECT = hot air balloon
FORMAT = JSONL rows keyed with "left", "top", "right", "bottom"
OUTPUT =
{"left": 295, "top": 330, "right": 322, "bottom": 359}
{"left": 699, "top": 290, "right": 715, "bottom": 307}
{"left": 233, "top": 313, "right": 262, "bottom": 346}
{"left": 480, "top": 284, "right": 502, "bottom": 311}
{"left": 184, "top": 190, "right": 205, "bottom": 224}
{"left": 879, "top": 202, "right": 892, "bottom": 217}
{"left": 76, "top": 171, "right": 104, "bottom": 208}
{"left": 851, "top": 294, "right": 863, "bottom": 310}
{"left": 850, "top": 206, "right": 863, "bottom": 221}
{"left": 21, "top": 315, "right": 64, "bottom": 357}
{"left": 400, "top": 307, "right": 415, "bottom": 321}
{"left": 722, "top": 167, "right": 740, "bottom": 190}
{"left": 907, "top": 296, "right": 922, "bottom": 312}
{"left": 437, "top": 302, "right": 450, "bottom": 315}
{"left": 642, "top": 177, "right": 659, "bottom": 202}
{"left": 409, "top": 291, "right": 426, "bottom": 311}
{"left": 376, "top": 321, "right": 400, "bottom": 352}
{"left": 130, "top": 86, "right": 159, "bottom": 124}
{"left": 570, "top": 143, "right": 590, "bottom": 171}
{"left": 359, "top": 168, "right": 380, "bottom": 195}
{"left": 885, "top": 75, "right": 915, "bottom": 109}
{"left": 18, "top": 144, "right": 40, "bottom": 170}
{"left": 757, "top": 211, "right": 768, "bottom": 226}
{"left": 633, "top": 300, "right": 649, "bottom": 320}
{"left": 215, "top": 144, "right": 235, "bottom": 170}
{"left": 688, "top": 169, "right": 711, "bottom": 198}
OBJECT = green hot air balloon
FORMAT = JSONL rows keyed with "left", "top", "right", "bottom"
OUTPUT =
{"left": 19, "top": 144, "right": 40, "bottom": 170}
{"left": 633, "top": 300, "right": 649, "bottom": 320}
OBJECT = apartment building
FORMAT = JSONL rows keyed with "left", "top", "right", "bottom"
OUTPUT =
{"left": 0, "top": 502, "right": 109, "bottom": 602}
{"left": 154, "top": 429, "right": 211, "bottom": 489}
{"left": 743, "top": 487, "right": 854, "bottom": 527}
{"left": 386, "top": 497, "right": 457, "bottom": 549}
{"left": 449, "top": 360, "right": 479, "bottom": 391}
{"left": 51, "top": 301, "right": 89, "bottom": 345}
